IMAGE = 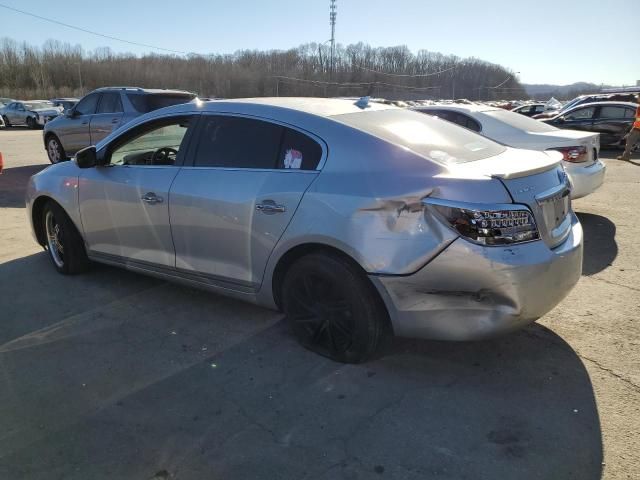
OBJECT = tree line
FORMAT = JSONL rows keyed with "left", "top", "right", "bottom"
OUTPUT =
{"left": 0, "top": 38, "right": 527, "bottom": 101}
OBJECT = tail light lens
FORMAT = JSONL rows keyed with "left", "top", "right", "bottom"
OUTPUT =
{"left": 423, "top": 198, "right": 540, "bottom": 245}
{"left": 549, "top": 146, "right": 588, "bottom": 163}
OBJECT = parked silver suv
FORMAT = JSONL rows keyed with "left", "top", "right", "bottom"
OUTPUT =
{"left": 43, "top": 87, "right": 196, "bottom": 164}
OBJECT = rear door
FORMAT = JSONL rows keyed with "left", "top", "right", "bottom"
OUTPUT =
{"left": 60, "top": 92, "right": 100, "bottom": 154}
{"left": 591, "top": 105, "right": 635, "bottom": 145}
{"left": 90, "top": 92, "right": 124, "bottom": 144}
{"left": 170, "top": 114, "right": 323, "bottom": 292}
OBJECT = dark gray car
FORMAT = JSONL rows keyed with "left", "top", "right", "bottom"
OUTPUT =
{"left": 43, "top": 87, "right": 196, "bottom": 163}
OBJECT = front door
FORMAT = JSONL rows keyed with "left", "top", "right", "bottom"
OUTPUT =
{"left": 559, "top": 105, "right": 596, "bottom": 133}
{"left": 79, "top": 115, "right": 196, "bottom": 267}
{"left": 60, "top": 92, "right": 100, "bottom": 155}
{"left": 90, "top": 92, "right": 125, "bottom": 144}
{"left": 170, "top": 114, "right": 324, "bottom": 291}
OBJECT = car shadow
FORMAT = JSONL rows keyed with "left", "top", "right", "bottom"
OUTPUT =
{"left": 576, "top": 212, "right": 617, "bottom": 276}
{"left": 0, "top": 164, "right": 49, "bottom": 208}
{"left": 0, "top": 252, "right": 603, "bottom": 480}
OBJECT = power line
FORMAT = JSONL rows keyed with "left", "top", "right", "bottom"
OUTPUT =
{"left": 353, "top": 64, "right": 459, "bottom": 77}
{"left": 0, "top": 2, "right": 188, "bottom": 54}
{"left": 272, "top": 75, "right": 441, "bottom": 91}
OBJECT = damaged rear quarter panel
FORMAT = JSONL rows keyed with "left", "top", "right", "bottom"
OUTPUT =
{"left": 268, "top": 125, "right": 512, "bottom": 276}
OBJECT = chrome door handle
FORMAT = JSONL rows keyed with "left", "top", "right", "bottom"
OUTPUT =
{"left": 256, "top": 201, "right": 286, "bottom": 214}
{"left": 141, "top": 192, "right": 163, "bottom": 204}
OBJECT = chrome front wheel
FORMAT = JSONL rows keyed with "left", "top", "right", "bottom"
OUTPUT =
{"left": 45, "top": 210, "right": 65, "bottom": 268}
{"left": 41, "top": 201, "right": 89, "bottom": 275}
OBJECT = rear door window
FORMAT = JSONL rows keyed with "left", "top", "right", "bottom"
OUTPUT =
{"left": 597, "top": 106, "right": 629, "bottom": 119}
{"left": 193, "top": 115, "right": 283, "bottom": 169}
{"left": 96, "top": 92, "right": 123, "bottom": 114}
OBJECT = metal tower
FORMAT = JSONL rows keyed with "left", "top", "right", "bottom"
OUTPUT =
{"left": 329, "top": 0, "right": 337, "bottom": 79}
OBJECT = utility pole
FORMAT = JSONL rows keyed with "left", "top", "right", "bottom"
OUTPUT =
{"left": 329, "top": 0, "right": 337, "bottom": 83}
{"left": 77, "top": 62, "right": 83, "bottom": 94}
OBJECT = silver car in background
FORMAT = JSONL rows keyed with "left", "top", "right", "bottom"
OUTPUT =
{"left": 43, "top": 87, "right": 197, "bottom": 164}
{"left": 26, "top": 98, "right": 583, "bottom": 363}
{"left": 1, "top": 100, "right": 61, "bottom": 129}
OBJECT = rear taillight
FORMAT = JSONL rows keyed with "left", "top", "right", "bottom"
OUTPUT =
{"left": 0, "top": 152, "right": 3, "bottom": 174}
{"left": 549, "top": 146, "right": 588, "bottom": 163}
{"left": 422, "top": 198, "right": 540, "bottom": 246}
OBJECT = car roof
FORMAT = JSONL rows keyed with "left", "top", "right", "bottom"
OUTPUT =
{"left": 152, "top": 97, "right": 398, "bottom": 119}
{"left": 411, "top": 103, "right": 498, "bottom": 113}
{"left": 565, "top": 101, "right": 638, "bottom": 110}
{"left": 92, "top": 86, "right": 196, "bottom": 95}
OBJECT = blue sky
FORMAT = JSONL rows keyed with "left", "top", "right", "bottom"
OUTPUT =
{"left": 0, "top": 0, "right": 637, "bottom": 86}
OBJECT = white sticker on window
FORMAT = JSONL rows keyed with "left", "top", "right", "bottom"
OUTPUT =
{"left": 284, "top": 148, "right": 303, "bottom": 169}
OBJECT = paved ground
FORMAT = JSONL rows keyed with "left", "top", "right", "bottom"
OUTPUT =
{"left": 0, "top": 127, "right": 638, "bottom": 480}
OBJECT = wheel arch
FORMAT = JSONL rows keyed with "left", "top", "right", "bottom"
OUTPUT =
{"left": 270, "top": 243, "right": 391, "bottom": 327}
{"left": 31, "top": 196, "right": 83, "bottom": 247}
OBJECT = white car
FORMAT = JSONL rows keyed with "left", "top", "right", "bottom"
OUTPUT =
{"left": 414, "top": 104, "right": 606, "bottom": 199}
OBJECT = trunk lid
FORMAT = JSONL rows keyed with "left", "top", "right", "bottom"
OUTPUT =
{"left": 448, "top": 148, "right": 572, "bottom": 248}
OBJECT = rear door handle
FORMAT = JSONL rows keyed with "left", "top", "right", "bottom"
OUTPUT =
{"left": 256, "top": 200, "right": 286, "bottom": 214}
{"left": 141, "top": 192, "right": 163, "bottom": 204}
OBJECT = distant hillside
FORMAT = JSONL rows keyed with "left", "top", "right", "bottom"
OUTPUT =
{"left": 523, "top": 82, "right": 612, "bottom": 100}
{"left": 0, "top": 38, "right": 527, "bottom": 101}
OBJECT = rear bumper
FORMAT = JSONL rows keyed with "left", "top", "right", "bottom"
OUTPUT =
{"left": 371, "top": 214, "right": 583, "bottom": 340}
{"left": 567, "top": 160, "right": 606, "bottom": 200}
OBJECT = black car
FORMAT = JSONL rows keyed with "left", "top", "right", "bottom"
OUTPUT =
{"left": 542, "top": 101, "right": 637, "bottom": 148}
{"left": 511, "top": 103, "right": 547, "bottom": 117}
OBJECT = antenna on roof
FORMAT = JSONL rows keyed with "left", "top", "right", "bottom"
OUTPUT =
{"left": 354, "top": 96, "right": 370, "bottom": 109}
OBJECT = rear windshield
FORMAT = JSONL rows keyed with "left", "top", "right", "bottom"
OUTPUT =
{"left": 127, "top": 93, "right": 196, "bottom": 113}
{"left": 333, "top": 109, "right": 505, "bottom": 164}
{"left": 481, "top": 109, "right": 558, "bottom": 133}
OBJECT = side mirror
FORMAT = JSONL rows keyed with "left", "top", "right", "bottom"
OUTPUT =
{"left": 75, "top": 146, "right": 97, "bottom": 168}
{"left": 65, "top": 109, "right": 77, "bottom": 118}
{"left": 557, "top": 116, "right": 566, "bottom": 123}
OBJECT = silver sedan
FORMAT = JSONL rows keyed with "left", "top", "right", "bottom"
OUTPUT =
{"left": 26, "top": 98, "right": 583, "bottom": 363}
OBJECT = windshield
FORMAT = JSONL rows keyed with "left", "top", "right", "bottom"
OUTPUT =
{"left": 333, "top": 108, "right": 505, "bottom": 164}
{"left": 24, "top": 101, "right": 55, "bottom": 110}
{"left": 481, "top": 109, "right": 558, "bottom": 133}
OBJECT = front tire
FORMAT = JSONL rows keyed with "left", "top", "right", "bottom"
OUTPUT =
{"left": 281, "top": 252, "right": 389, "bottom": 363}
{"left": 42, "top": 201, "right": 90, "bottom": 274}
{"left": 2, "top": 115, "right": 10, "bottom": 127}
{"left": 46, "top": 135, "right": 67, "bottom": 164}
{"left": 26, "top": 116, "right": 37, "bottom": 129}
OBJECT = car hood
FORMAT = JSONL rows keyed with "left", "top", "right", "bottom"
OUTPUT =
{"left": 29, "top": 107, "right": 60, "bottom": 115}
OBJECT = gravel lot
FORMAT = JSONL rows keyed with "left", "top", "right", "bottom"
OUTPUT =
{"left": 0, "top": 127, "right": 638, "bottom": 480}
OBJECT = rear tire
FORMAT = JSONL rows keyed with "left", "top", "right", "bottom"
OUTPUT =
{"left": 281, "top": 252, "right": 389, "bottom": 363}
{"left": 46, "top": 135, "right": 67, "bottom": 164}
{"left": 42, "top": 201, "right": 90, "bottom": 275}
